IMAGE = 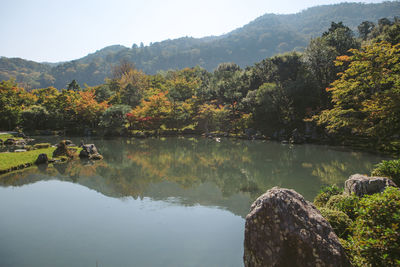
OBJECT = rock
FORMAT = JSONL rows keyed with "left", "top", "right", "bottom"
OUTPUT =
{"left": 64, "top": 140, "right": 73, "bottom": 145}
{"left": 4, "top": 138, "right": 16, "bottom": 145}
{"left": 53, "top": 140, "right": 73, "bottom": 158}
{"left": 245, "top": 128, "right": 257, "bottom": 139}
{"left": 14, "top": 149, "right": 27, "bottom": 152}
{"left": 89, "top": 154, "right": 103, "bottom": 160}
{"left": 290, "top": 128, "right": 305, "bottom": 144}
{"left": 79, "top": 144, "right": 102, "bottom": 160}
{"left": 15, "top": 139, "right": 26, "bottom": 145}
{"left": 35, "top": 153, "right": 49, "bottom": 164}
{"left": 134, "top": 132, "right": 147, "bottom": 138}
{"left": 244, "top": 187, "right": 349, "bottom": 267}
{"left": 33, "top": 143, "right": 50, "bottom": 149}
{"left": 16, "top": 132, "right": 26, "bottom": 138}
{"left": 344, "top": 174, "right": 397, "bottom": 197}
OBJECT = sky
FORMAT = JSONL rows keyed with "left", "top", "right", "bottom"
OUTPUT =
{"left": 0, "top": 0, "right": 387, "bottom": 62}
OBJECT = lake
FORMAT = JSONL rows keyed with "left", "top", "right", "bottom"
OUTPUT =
{"left": 0, "top": 137, "right": 388, "bottom": 267}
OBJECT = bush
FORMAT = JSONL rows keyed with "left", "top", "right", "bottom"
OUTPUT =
{"left": 371, "top": 159, "right": 400, "bottom": 185}
{"left": 313, "top": 184, "right": 342, "bottom": 207}
{"left": 347, "top": 187, "right": 400, "bottom": 266}
{"left": 319, "top": 208, "right": 352, "bottom": 238}
{"left": 326, "top": 194, "right": 359, "bottom": 220}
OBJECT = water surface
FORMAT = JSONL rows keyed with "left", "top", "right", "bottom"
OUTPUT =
{"left": 0, "top": 137, "right": 388, "bottom": 266}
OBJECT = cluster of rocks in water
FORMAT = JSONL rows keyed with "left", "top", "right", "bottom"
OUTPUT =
{"left": 1, "top": 132, "right": 103, "bottom": 167}
{"left": 243, "top": 174, "right": 398, "bottom": 267}
{"left": 34, "top": 140, "right": 103, "bottom": 166}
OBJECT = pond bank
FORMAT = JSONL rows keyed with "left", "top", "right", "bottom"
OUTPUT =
{"left": 0, "top": 140, "right": 88, "bottom": 175}
{"left": 0, "top": 147, "right": 56, "bottom": 175}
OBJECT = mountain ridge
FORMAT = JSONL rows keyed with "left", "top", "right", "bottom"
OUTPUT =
{"left": 1, "top": 1, "right": 399, "bottom": 89}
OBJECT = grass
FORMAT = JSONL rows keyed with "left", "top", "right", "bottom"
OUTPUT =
{"left": 0, "top": 133, "right": 20, "bottom": 141}
{"left": 0, "top": 147, "right": 56, "bottom": 173}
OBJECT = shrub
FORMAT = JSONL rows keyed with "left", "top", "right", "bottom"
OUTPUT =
{"left": 313, "top": 184, "right": 342, "bottom": 207}
{"left": 371, "top": 159, "right": 400, "bottom": 185}
{"left": 347, "top": 186, "right": 400, "bottom": 266}
{"left": 319, "top": 208, "right": 352, "bottom": 238}
{"left": 326, "top": 194, "right": 359, "bottom": 220}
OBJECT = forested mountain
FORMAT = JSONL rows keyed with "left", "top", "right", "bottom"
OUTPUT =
{"left": 1, "top": 1, "right": 399, "bottom": 89}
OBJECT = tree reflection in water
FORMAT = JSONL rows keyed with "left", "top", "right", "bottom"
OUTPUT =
{"left": 0, "top": 137, "right": 387, "bottom": 217}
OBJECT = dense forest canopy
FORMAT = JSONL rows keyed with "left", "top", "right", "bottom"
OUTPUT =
{"left": 1, "top": 16, "right": 399, "bottom": 154}
{"left": 0, "top": 2, "right": 399, "bottom": 89}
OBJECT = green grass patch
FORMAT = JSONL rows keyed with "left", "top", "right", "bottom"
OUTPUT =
{"left": 0, "top": 133, "right": 20, "bottom": 141}
{"left": 0, "top": 147, "right": 56, "bottom": 172}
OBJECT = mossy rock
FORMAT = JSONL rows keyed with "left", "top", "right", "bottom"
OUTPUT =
{"left": 319, "top": 208, "right": 352, "bottom": 239}
{"left": 33, "top": 143, "right": 51, "bottom": 149}
{"left": 53, "top": 141, "right": 74, "bottom": 158}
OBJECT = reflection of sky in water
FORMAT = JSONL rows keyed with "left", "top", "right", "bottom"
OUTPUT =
{"left": 0, "top": 137, "right": 389, "bottom": 266}
{"left": 0, "top": 180, "right": 244, "bottom": 267}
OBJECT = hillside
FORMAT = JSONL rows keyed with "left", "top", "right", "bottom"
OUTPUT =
{"left": 0, "top": 1, "right": 399, "bottom": 89}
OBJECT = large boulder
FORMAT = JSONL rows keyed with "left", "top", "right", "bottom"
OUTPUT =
{"left": 344, "top": 174, "right": 397, "bottom": 197}
{"left": 35, "top": 153, "right": 48, "bottom": 164}
{"left": 244, "top": 187, "right": 349, "bottom": 267}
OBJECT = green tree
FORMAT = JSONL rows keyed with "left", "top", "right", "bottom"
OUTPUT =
{"left": 94, "top": 84, "right": 114, "bottom": 103}
{"left": 21, "top": 105, "right": 50, "bottom": 130}
{"left": 246, "top": 82, "right": 293, "bottom": 135}
{"left": 358, "top": 21, "right": 375, "bottom": 40}
{"left": 67, "top": 79, "right": 81, "bottom": 91}
{"left": 314, "top": 42, "right": 400, "bottom": 147}
{"left": 99, "top": 104, "right": 131, "bottom": 134}
{"left": 304, "top": 22, "right": 360, "bottom": 108}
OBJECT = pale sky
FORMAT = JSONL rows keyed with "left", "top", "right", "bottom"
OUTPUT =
{"left": 0, "top": 0, "right": 386, "bottom": 62}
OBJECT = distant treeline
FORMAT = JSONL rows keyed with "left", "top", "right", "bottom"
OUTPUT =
{"left": 1, "top": 18, "right": 399, "bottom": 153}
{"left": 0, "top": 2, "right": 399, "bottom": 89}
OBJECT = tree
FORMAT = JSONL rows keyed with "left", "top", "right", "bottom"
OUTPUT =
{"left": 358, "top": 21, "right": 375, "bottom": 40}
{"left": 0, "top": 80, "right": 36, "bottom": 130}
{"left": 129, "top": 92, "right": 171, "bottom": 130}
{"left": 94, "top": 84, "right": 114, "bottom": 102}
{"left": 99, "top": 104, "right": 131, "bottom": 134}
{"left": 67, "top": 79, "right": 81, "bottom": 91}
{"left": 112, "top": 59, "right": 135, "bottom": 80}
{"left": 21, "top": 105, "right": 50, "bottom": 130}
{"left": 166, "top": 68, "right": 201, "bottom": 102}
{"left": 314, "top": 42, "right": 400, "bottom": 146}
{"left": 71, "top": 90, "right": 109, "bottom": 129}
{"left": 247, "top": 82, "right": 294, "bottom": 135}
{"left": 304, "top": 22, "right": 360, "bottom": 108}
